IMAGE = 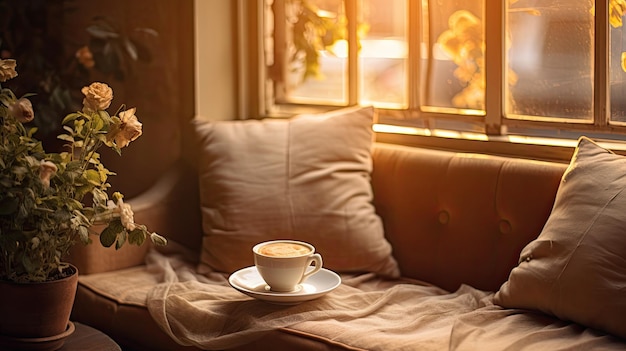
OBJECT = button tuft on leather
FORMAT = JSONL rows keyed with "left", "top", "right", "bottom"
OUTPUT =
{"left": 438, "top": 211, "right": 450, "bottom": 225}
{"left": 499, "top": 219, "right": 512, "bottom": 234}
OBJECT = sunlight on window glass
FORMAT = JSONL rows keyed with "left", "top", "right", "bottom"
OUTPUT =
{"left": 359, "top": 0, "right": 408, "bottom": 108}
{"left": 506, "top": 0, "right": 594, "bottom": 121}
{"left": 421, "top": 0, "right": 485, "bottom": 115}
{"left": 610, "top": 0, "right": 626, "bottom": 123}
{"left": 282, "top": 0, "right": 347, "bottom": 105}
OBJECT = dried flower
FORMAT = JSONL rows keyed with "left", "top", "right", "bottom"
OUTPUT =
{"left": 8, "top": 98, "right": 34, "bottom": 123}
{"left": 108, "top": 107, "right": 143, "bottom": 148}
{"left": 81, "top": 82, "right": 113, "bottom": 113}
{"left": 39, "top": 161, "right": 58, "bottom": 188}
{"left": 76, "top": 46, "right": 95, "bottom": 69}
{"left": 0, "top": 59, "right": 17, "bottom": 82}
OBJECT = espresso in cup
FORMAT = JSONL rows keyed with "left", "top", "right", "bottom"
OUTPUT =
{"left": 253, "top": 240, "right": 323, "bottom": 292}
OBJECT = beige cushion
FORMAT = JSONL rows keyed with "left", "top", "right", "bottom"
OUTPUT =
{"left": 494, "top": 136, "right": 626, "bottom": 339}
{"left": 193, "top": 106, "right": 399, "bottom": 277}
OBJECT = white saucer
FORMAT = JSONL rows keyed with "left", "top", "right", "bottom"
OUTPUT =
{"left": 228, "top": 266, "right": 341, "bottom": 305}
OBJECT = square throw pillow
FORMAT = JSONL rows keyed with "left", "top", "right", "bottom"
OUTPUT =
{"left": 193, "top": 106, "right": 400, "bottom": 277}
{"left": 494, "top": 136, "right": 626, "bottom": 339}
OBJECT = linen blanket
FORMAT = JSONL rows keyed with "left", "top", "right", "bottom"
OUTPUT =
{"left": 81, "top": 250, "right": 625, "bottom": 350}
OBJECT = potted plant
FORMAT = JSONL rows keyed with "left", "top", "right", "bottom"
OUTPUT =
{"left": 0, "top": 58, "right": 166, "bottom": 349}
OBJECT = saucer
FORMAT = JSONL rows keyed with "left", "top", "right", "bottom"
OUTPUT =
{"left": 229, "top": 266, "right": 341, "bottom": 305}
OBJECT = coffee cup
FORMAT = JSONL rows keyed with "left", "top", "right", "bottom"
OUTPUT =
{"left": 253, "top": 240, "right": 323, "bottom": 292}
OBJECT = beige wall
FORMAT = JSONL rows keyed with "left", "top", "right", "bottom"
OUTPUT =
{"left": 194, "top": 0, "right": 238, "bottom": 121}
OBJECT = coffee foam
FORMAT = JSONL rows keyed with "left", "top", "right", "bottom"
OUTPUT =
{"left": 258, "top": 242, "right": 311, "bottom": 257}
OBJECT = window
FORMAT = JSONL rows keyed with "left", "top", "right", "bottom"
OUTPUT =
{"left": 258, "top": 0, "right": 626, "bottom": 153}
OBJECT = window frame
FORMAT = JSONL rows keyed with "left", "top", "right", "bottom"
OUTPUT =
{"left": 237, "top": 0, "right": 626, "bottom": 162}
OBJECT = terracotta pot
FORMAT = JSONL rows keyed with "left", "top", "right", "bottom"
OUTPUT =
{"left": 0, "top": 264, "right": 78, "bottom": 350}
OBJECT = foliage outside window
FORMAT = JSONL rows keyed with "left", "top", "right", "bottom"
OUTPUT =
{"left": 262, "top": 0, "right": 626, "bottom": 143}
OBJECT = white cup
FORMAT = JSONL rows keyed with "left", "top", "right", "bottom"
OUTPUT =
{"left": 253, "top": 240, "right": 323, "bottom": 292}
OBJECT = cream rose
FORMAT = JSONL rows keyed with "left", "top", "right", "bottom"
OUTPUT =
{"left": 81, "top": 82, "right": 113, "bottom": 113}
{"left": 116, "top": 198, "right": 136, "bottom": 231}
{"left": 39, "top": 161, "right": 58, "bottom": 188}
{"left": 108, "top": 107, "right": 143, "bottom": 148}
{"left": 0, "top": 59, "right": 17, "bottom": 82}
{"left": 8, "top": 98, "right": 34, "bottom": 123}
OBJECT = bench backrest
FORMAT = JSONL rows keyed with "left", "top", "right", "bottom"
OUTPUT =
{"left": 371, "top": 143, "right": 567, "bottom": 292}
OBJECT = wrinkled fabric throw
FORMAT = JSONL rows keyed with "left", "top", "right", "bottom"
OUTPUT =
{"left": 143, "top": 251, "right": 623, "bottom": 351}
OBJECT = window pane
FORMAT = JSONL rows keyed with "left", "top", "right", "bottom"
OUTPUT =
{"left": 506, "top": 0, "right": 594, "bottom": 120}
{"left": 610, "top": 0, "right": 626, "bottom": 122}
{"left": 359, "top": 0, "right": 408, "bottom": 108}
{"left": 272, "top": 0, "right": 347, "bottom": 105}
{"left": 421, "top": 0, "right": 485, "bottom": 114}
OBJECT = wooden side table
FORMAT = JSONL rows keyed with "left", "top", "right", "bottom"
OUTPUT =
{"left": 60, "top": 322, "right": 121, "bottom": 351}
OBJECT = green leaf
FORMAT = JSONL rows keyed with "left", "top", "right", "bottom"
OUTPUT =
{"left": 74, "top": 184, "right": 95, "bottom": 201}
{"left": 91, "top": 188, "right": 108, "bottom": 206}
{"left": 84, "top": 169, "right": 102, "bottom": 186}
{"left": 98, "top": 110, "right": 111, "bottom": 123}
{"left": 128, "top": 227, "right": 146, "bottom": 245}
{"left": 64, "top": 160, "right": 82, "bottom": 172}
{"left": 99, "top": 219, "right": 124, "bottom": 247}
{"left": 91, "top": 112, "right": 105, "bottom": 131}
{"left": 27, "top": 127, "right": 38, "bottom": 138}
{"left": 62, "top": 113, "right": 82, "bottom": 125}
{"left": 115, "top": 231, "right": 127, "bottom": 249}
{"left": 11, "top": 166, "right": 28, "bottom": 177}
{"left": 24, "top": 156, "right": 39, "bottom": 167}
{"left": 57, "top": 134, "right": 74, "bottom": 143}
{"left": 57, "top": 198, "right": 84, "bottom": 212}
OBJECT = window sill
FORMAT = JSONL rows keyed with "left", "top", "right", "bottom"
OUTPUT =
{"left": 264, "top": 104, "right": 626, "bottom": 162}
{"left": 374, "top": 124, "right": 626, "bottom": 163}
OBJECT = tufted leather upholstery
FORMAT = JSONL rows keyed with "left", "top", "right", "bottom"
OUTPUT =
{"left": 371, "top": 143, "right": 568, "bottom": 292}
